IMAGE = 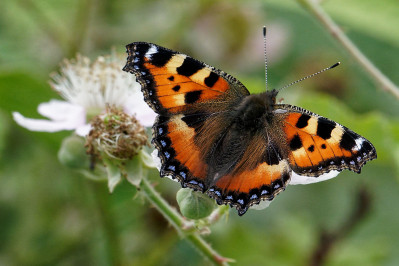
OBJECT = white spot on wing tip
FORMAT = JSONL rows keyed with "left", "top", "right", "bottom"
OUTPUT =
{"left": 290, "top": 170, "right": 340, "bottom": 185}
{"left": 145, "top": 45, "right": 158, "bottom": 59}
{"left": 353, "top": 138, "right": 365, "bottom": 151}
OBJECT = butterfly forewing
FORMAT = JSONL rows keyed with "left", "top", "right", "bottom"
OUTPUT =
{"left": 123, "top": 42, "right": 249, "bottom": 115}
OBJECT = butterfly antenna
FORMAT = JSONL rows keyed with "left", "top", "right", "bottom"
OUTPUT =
{"left": 277, "top": 62, "right": 341, "bottom": 93}
{"left": 263, "top": 26, "right": 268, "bottom": 91}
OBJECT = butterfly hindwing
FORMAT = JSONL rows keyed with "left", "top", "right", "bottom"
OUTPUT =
{"left": 279, "top": 105, "right": 376, "bottom": 177}
{"left": 208, "top": 133, "right": 291, "bottom": 215}
{"left": 152, "top": 114, "right": 209, "bottom": 191}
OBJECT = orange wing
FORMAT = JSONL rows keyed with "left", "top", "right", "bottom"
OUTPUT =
{"left": 152, "top": 114, "right": 209, "bottom": 191}
{"left": 207, "top": 134, "right": 291, "bottom": 216}
{"left": 279, "top": 105, "right": 376, "bottom": 177}
{"left": 123, "top": 42, "right": 249, "bottom": 115}
{"left": 123, "top": 42, "right": 251, "bottom": 194}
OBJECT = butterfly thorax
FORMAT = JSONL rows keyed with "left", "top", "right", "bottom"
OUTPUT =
{"left": 233, "top": 89, "right": 278, "bottom": 129}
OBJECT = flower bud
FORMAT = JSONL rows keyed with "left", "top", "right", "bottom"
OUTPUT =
{"left": 58, "top": 135, "right": 89, "bottom": 169}
{"left": 176, "top": 188, "right": 216, "bottom": 219}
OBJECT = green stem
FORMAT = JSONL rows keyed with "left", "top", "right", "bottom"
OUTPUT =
{"left": 89, "top": 181, "right": 123, "bottom": 266}
{"left": 140, "top": 178, "right": 232, "bottom": 266}
{"left": 298, "top": 0, "right": 399, "bottom": 100}
{"left": 207, "top": 205, "right": 230, "bottom": 225}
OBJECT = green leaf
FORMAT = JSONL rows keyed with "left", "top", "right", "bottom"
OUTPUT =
{"left": 57, "top": 135, "right": 89, "bottom": 169}
{"left": 103, "top": 157, "right": 122, "bottom": 193}
{"left": 139, "top": 149, "right": 157, "bottom": 169}
{"left": 125, "top": 155, "right": 145, "bottom": 187}
{"left": 176, "top": 188, "right": 216, "bottom": 220}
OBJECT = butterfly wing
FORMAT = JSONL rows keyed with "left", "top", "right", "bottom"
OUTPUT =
{"left": 123, "top": 42, "right": 249, "bottom": 114}
{"left": 123, "top": 42, "right": 250, "bottom": 191}
{"left": 207, "top": 132, "right": 291, "bottom": 215}
{"left": 277, "top": 104, "right": 376, "bottom": 180}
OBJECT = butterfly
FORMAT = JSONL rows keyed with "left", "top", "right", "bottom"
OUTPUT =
{"left": 123, "top": 42, "right": 377, "bottom": 216}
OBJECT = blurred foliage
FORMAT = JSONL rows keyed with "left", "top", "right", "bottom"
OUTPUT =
{"left": 0, "top": 0, "right": 398, "bottom": 265}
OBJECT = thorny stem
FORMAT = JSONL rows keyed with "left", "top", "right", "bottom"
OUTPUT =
{"left": 298, "top": 0, "right": 399, "bottom": 100}
{"left": 140, "top": 178, "right": 232, "bottom": 266}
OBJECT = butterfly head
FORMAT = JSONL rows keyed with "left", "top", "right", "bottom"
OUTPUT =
{"left": 265, "top": 88, "right": 279, "bottom": 109}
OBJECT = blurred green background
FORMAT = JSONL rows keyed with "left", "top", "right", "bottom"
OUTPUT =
{"left": 1, "top": 0, "right": 399, "bottom": 265}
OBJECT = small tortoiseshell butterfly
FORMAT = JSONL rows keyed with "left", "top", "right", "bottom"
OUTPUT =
{"left": 123, "top": 42, "right": 377, "bottom": 216}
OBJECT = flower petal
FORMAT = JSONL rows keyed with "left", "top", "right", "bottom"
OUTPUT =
{"left": 75, "top": 124, "right": 92, "bottom": 136}
{"left": 13, "top": 99, "right": 88, "bottom": 134}
{"left": 13, "top": 112, "right": 80, "bottom": 132}
{"left": 251, "top": 200, "right": 272, "bottom": 210}
{"left": 38, "top": 99, "right": 85, "bottom": 122}
{"left": 290, "top": 170, "right": 340, "bottom": 185}
{"left": 124, "top": 93, "right": 156, "bottom": 127}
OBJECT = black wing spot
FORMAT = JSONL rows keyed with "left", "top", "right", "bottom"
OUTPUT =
{"left": 185, "top": 90, "right": 202, "bottom": 104}
{"left": 150, "top": 50, "right": 174, "bottom": 67}
{"left": 340, "top": 131, "right": 357, "bottom": 150}
{"left": 317, "top": 117, "right": 336, "bottom": 140}
{"left": 181, "top": 112, "right": 208, "bottom": 132}
{"left": 168, "top": 76, "right": 175, "bottom": 81}
{"left": 177, "top": 57, "right": 203, "bottom": 77}
{"left": 204, "top": 72, "right": 219, "bottom": 87}
{"left": 172, "top": 85, "right": 181, "bottom": 92}
{"left": 296, "top": 114, "right": 311, "bottom": 128}
{"left": 321, "top": 144, "right": 327, "bottom": 149}
{"left": 290, "top": 134, "right": 302, "bottom": 151}
{"left": 308, "top": 145, "right": 315, "bottom": 152}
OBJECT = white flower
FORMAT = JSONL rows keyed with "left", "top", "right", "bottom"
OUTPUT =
{"left": 13, "top": 53, "right": 156, "bottom": 136}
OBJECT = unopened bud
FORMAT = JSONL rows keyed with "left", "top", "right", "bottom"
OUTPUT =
{"left": 58, "top": 135, "right": 89, "bottom": 168}
{"left": 176, "top": 188, "right": 215, "bottom": 219}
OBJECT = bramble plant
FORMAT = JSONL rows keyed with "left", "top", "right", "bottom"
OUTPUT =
{"left": 13, "top": 52, "right": 233, "bottom": 265}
